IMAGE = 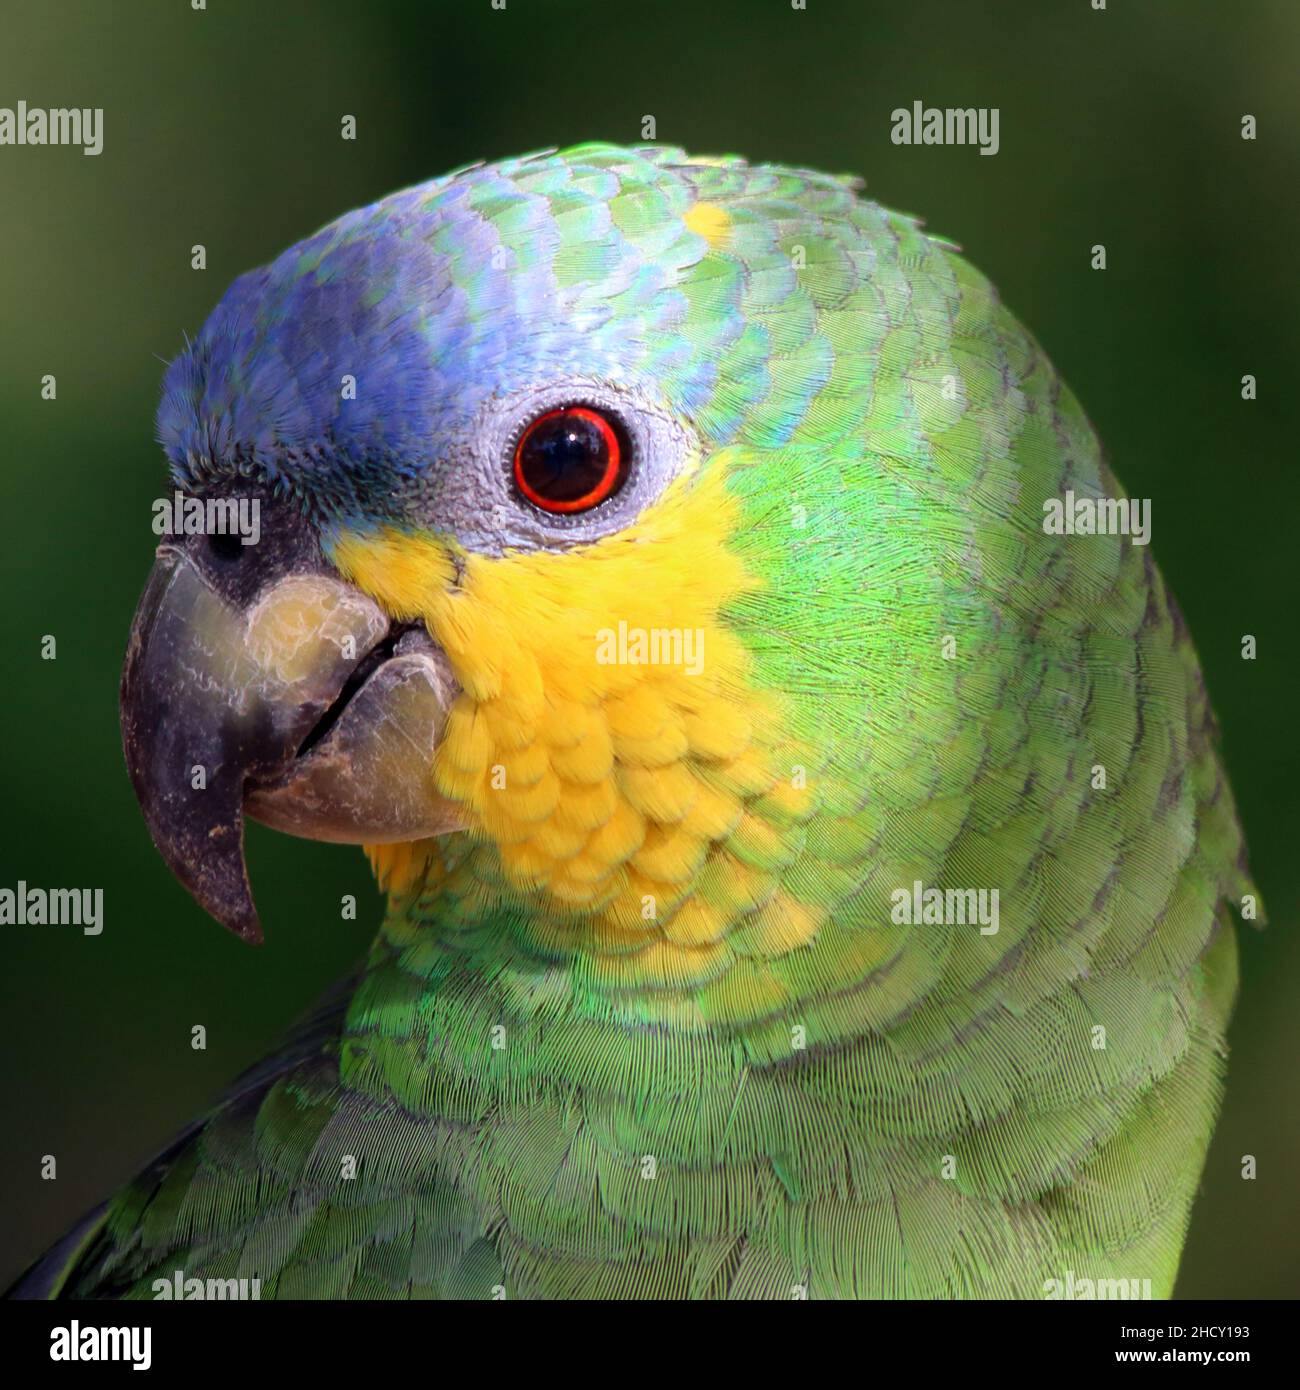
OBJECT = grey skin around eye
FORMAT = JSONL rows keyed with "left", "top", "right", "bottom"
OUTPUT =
{"left": 394, "top": 380, "right": 698, "bottom": 556}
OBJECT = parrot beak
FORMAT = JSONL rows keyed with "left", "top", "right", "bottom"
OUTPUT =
{"left": 120, "top": 508, "right": 464, "bottom": 943}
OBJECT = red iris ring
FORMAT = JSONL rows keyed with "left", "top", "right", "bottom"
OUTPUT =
{"left": 513, "top": 406, "right": 624, "bottom": 514}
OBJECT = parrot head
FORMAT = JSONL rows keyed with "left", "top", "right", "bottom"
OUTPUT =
{"left": 124, "top": 143, "right": 842, "bottom": 955}
{"left": 122, "top": 144, "right": 1191, "bottom": 1017}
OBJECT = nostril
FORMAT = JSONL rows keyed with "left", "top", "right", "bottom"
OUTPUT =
{"left": 208, "top": 530, "right": 245, "bottom": 562}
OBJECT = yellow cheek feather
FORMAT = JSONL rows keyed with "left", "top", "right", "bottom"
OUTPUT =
{"left": 333, "top": 463, "right": 821, "bottom": 990}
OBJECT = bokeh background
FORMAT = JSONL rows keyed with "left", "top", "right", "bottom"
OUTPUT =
{"left": 0, "top": 0, "right": 1295, "bottom": 1297}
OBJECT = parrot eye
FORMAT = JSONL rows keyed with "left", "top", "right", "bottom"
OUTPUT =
{"left": 512, "top": 406, "right": 629, "bottom": 514}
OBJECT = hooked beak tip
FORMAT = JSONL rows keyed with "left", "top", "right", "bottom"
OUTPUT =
{"left": 190, "top": 820, "right": 264, "bottom": 946}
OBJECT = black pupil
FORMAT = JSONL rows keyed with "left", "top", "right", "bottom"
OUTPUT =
{"left": 520, "top": 413, "right": 609, "bottom": 502}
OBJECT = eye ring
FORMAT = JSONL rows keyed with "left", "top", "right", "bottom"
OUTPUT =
{"left": 512, "top": 405, "right": 629, "bottom": 515}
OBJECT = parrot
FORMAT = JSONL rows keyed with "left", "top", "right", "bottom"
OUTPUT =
{"left": 14, "top": 142, "right": 1254, "bottom": 1300}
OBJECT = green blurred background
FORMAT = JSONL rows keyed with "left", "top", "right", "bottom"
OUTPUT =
{"left": 0, "top": 0, "right": 1295, "bottom": 1297}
